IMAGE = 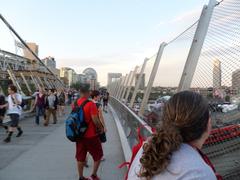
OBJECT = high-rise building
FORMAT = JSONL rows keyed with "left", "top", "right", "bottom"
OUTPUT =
{"left": 54, "top": 68, "right": 60, "bottom": 78}
{"left": 107, "top": 73, "right": 122, "bottom": 85}
{"left": 42, "top": 56, "right": 56, "bottom": 69}
{"left": 41, "top": 56, "right": 59, "bottom": 76}
{"left": 213, "top": 59, "right": 221, "bottom": 88}
{"left": 23, "top": 42, "right": 39, "bottom": 61}
{"left": 60, "top": 67, "right": 76, "bottom": 87}
{"left": 232, "top": 69, "right": 240, "bottom": 91}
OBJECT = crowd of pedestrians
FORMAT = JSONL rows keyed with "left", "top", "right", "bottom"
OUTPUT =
{"left": 0, "top": 84, "right": 82, "bottom": 143}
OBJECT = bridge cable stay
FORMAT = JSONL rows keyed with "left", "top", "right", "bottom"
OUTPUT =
{"left": 11, "top": 28, "right": 56, "bottom": 91}
{"left": 0, "top": 14, "right": 65, "bottom": 88}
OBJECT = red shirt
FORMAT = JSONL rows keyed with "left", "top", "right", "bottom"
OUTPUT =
{"left": 75, "top": 97, "right": 98, "bottom": 138}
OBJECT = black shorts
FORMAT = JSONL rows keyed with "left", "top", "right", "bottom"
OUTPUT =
{"left": 0, "top": 118, "right": 3, "bottom": 125}
{"left": 103, "top": 100, "right": 108, "bottom": 106}
{"left": 0, "top": 108, "right": 6, "bottom": 117}
{"left": 9, "top": 114, "right": 20, "bottom": 127}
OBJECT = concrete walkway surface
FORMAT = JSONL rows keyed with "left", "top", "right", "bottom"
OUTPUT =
{"left": 0, "top": 109, "right": 126, "bottom": 180}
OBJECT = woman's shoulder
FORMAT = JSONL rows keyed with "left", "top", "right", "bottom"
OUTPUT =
{"left": 155, "top": 144, "right": 216, "bottom": 180}
{"left": 128, "top": 143, "right": 216, "bottom": 180}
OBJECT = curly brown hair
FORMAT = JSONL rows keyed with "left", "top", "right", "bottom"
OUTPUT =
{"left": 139, "top": 91, "right": 209, "bottom": 179}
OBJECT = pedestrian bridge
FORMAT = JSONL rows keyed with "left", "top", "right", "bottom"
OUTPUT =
{"left": 0, "top": 0, "right": 240, "bottom": 179}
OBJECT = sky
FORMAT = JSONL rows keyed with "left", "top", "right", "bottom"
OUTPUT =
{"left": 0, "top": 0, "right": 209, "bottom": 86}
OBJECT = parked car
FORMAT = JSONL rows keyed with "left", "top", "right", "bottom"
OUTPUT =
{"left": 148, "top": 96, "right": 171, "bottom": 112}
{"left": 218, "top": 103, "right": 238, "bottom": 113}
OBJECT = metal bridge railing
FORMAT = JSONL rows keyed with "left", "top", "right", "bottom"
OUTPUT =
{"left": 108, "top": 0, "right": 240, "bottom": 179}
{"left": 109, "top": 96, "right": 152, "bottom": 149}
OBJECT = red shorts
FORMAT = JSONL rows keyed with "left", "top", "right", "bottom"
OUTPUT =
{"left": 75, "top": 136, "right": 103, "bottom": 162}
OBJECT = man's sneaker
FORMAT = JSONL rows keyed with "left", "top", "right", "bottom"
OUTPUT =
{"left": 16, "top": 130, "right": 23, "bottom": 137}
{"left": 3, "top": 137, "right": 11, "bottom": 143}
{"left": 89, "top": 174, "right": 100, "bottom": 180}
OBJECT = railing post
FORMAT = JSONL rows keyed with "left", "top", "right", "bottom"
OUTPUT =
{"left": 139, "top": 42, "right": 167, "bottom": 116}
{"left": 121, "top": 71, "right": 132, "bottom": 101}
{"left": 111, "top": 83, "right": 115, "bottom": 95}
{"left": 113, "top": 80, "right": 120, "bottom": 97}
{"left": 117, "top": 75, "right": 127, "bottom": 100}
{"left": 116, "top": 77, "right": 125, "bottom": 99}
{"left": 111, "top": 82, "right": 115, "bottom": 96}
{"left": 124, "top": 66, "right": 139, "bottom": 103}
{"left": 109, "top": 83, "right": 113, "bottom": 95}
{"left": 129, "top": 58, "right": 148, "bottom": 108}
{"left": 178, "top": 0, "right": 217, "bottom": 92}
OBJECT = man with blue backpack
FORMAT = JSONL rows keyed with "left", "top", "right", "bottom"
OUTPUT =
{"left": 68, "top": 84, "right": 104, "bottom": 180}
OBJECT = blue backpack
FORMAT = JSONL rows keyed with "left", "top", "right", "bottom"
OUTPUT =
{"left": 65, "top": 99, "right": 89, "bottom": 142}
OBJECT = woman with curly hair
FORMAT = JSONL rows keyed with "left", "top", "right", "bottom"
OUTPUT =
{"left": 128, "top": 91, "right": 221, "bottom": 180}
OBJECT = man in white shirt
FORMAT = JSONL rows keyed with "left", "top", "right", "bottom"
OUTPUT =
{"left": 0, "top": 85, "right": 23, "bottom": 143}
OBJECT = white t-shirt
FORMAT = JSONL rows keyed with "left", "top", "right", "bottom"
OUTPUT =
{"left": 128, "top": 143, "right": 217, "bottom": 180}
{"left": 7, "top": 93, "right": 22, "bottom": 115}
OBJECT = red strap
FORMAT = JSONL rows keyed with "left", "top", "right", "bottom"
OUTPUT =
{"left": 119, "top": 124, "right": 151, "bottom": 180}
{"left": 196, "top": 148, "right": 223, "bottom": 180}
{"left": 118, "top": 162, "right": 130, "bottom": 169}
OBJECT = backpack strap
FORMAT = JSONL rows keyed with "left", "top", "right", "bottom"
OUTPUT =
{"left": 80, "top": 99, "right": 90, "bottom": 108}
{"left": 73, "top": 99, "right": 89, "bottom": 112}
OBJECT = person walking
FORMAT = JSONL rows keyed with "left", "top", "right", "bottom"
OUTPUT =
{"left": 74, "top": 84, "right": 104, "bottom": 180}
{"left": 128, "top": 91, "right": 221, "bottom": 180}
{"left": 102, "top": 92, "right": 109, "bottom": 112}
{"left": 44, "top": 89, "right": 58, "bottom": 126}
{"left": 33, "top": 87, "right": 46, "bottom": 125}
{"left": 1, "top": 85, "right": 23, "bottom": 143}
{"left": 0, "top": 93, "right": 8, "bottom": 131}
{"left": 57, "top": 89, "right": 65, "bottom": 117}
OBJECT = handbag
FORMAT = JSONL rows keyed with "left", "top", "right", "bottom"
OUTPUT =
{"left": 99, "top": 132, "right": 107, "bottom": 143}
